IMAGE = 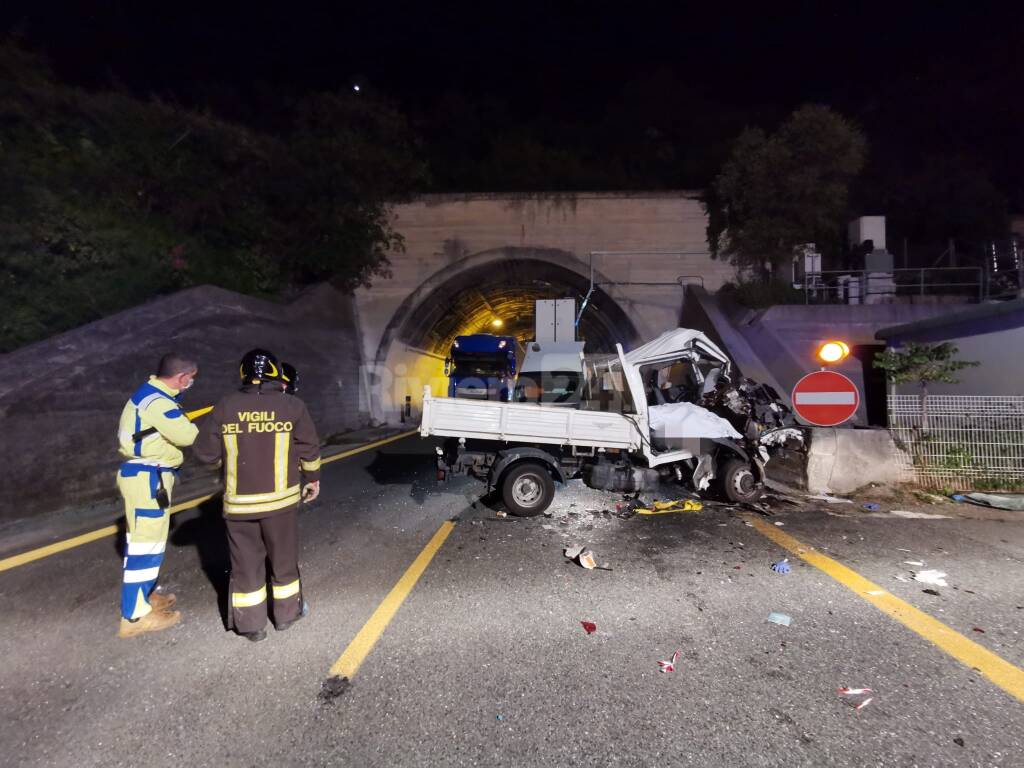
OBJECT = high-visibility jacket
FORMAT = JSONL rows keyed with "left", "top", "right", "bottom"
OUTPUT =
{"left": 117, "top": 376, "right": 199, "bottom": 469}
{"left": 193, "top": 386, "right": 321, "bottom": 518}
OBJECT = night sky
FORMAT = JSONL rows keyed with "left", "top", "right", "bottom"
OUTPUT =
{"left": 3, "top": 1, "right": 1023, "bottom": 203}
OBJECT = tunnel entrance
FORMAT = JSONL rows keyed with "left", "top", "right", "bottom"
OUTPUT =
{"left": 384, "top": 256, "right": 640, "bottom": 359}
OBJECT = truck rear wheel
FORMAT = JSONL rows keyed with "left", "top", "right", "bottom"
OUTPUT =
{"left": 500, "top": 462, "right": 555, "bottom": 517}
{"left": 720, "top": 458, "right": 763, "bottom": 504}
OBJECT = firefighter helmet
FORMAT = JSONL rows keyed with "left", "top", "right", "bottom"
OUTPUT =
{"left": 239, "top": 348, "right": 282, "bottom": 384}
{"left": 282, "top": 362, "right": 299, "bottom": 395}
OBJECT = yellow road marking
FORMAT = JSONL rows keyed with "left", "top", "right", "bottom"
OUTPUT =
{"left": 745, "top": 514, "right": 1024, "bottom": 704}
{"left": 322, "top": 429, "right": 419, "bottom": 466}
{"left": 0, "top": 430, "right": 420, "bottom": 574}
{"left": 329, "top": 520, "right": 455, "bottom": 679}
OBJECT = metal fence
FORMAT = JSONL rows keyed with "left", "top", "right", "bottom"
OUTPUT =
{"left": 888, "top": 395, "right": 1024, "bottom": 490}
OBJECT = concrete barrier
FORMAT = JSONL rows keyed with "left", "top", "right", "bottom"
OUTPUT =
{"left": 805, "top": 427, "right": 914, "bottom": 494}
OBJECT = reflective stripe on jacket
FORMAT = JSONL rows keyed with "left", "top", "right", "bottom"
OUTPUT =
{"left": 193, "top": 386, "right": 321, "bottom": 519}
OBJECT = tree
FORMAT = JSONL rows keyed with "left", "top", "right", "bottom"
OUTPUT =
{"left": 706, "top": 105, "right": 867, "bottom": 281}
{"left": 873, "top": 342, "right": 979, "bottom": 434}
{"left": 0, "top": 43, "right": 426, "bottom": 352}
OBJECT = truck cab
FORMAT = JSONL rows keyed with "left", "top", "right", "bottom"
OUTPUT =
{"left": 445, "top": 335, "right": 517, "bottom": 401}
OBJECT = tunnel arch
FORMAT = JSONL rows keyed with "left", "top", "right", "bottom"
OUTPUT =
{"left": 375, "top": 247, "right": 642, "bottom": 370}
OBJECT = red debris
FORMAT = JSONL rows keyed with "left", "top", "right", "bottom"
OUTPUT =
{"left": 581, "top": 621, "right": 597, "bottom": 635}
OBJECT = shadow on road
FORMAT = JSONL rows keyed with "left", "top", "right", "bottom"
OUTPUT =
{"left": 170, "top": 497, "right": 231, "bottom": 628}
{"left": 363, "top": 451, "right": 441, "bottom": 506}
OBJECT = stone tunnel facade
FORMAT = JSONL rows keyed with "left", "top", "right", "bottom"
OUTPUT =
{"left": 357, "top": 191, "right": 735, "bottom": 421}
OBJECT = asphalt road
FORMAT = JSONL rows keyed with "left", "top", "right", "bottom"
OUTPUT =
{"left": 1, "top": 435, "right": 1022, "bottom": 767}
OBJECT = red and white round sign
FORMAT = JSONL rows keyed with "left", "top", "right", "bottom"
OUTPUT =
{"left": 791, "top": 371, "right": 860, "bottom": 427}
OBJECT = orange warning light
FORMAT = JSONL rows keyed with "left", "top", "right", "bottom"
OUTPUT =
{"left": 816, "top": 340, "right": 850, "bottom": 365}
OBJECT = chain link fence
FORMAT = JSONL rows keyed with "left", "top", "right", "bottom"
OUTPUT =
{"left": 888, "top": 395, "right": 1024, "bottom": 490}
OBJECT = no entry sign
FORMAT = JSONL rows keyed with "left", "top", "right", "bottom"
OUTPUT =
{"left": 791, "top": 371, "right": 859, "bottom": 427}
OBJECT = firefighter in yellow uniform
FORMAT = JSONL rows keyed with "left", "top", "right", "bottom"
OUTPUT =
{"left": 116, "top": 353, "right": 199, "bottom": 638}
{"left": 194, "top": 349, "right": 321, "bottom": 642}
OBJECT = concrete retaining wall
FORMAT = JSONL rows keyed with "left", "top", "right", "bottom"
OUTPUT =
{"left": 0, "top": 284, "right": 367, "bottom": 522}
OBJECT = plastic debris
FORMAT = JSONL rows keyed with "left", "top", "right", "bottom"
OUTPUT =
{"left": 922, "top": 588, "right": 941, "bottom": 596}
{"left": 581, "top": 621, "right": 597, "bottom": 634}
{"left": 770, "top": 559, "right": 791, "bottom": 574}
{"left": 635, "top": 499, "right": 703, "bottom": 515}
{"left": 496, "top": 714, "right": 505, "bottom": 722}
{"left": 913, "top": 569, "right": 949, "bottom": 587}
{"left": 903, "top": 560, "right": 925, "bottom": 566}
{"left": 767, "top": 612, "right": 792, "bottom": 627}
{"left": 862, "top": 502, "right": 881, "bottom": 511}
{"left": 564, "top": 546, "right": 597, "bottom": 570}
{"left": 658, "top": 649, "right": 681, "bottom": 673}
{"left": 496, "top": 510, "right": 508, "bottom": 518}
{"left": 952, "top": 492, "right": 1024, "bottom": 511}
{"left": 837, "top": 687, "right": 873, "bottom": 695}
{"left": 838, "top": 687, "right": 874, "bottom": 710}
{"left": 972, "top": 627, "right": 985, "bottom": 633}
{"left": 954, "top": 737, "right": 965, "bottom": 748}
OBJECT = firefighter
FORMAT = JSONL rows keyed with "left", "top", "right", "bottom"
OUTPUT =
{"left": 193, "top": 349, "right": 321, "bottom": 642}
{"left": 116, "top": 353, "right": 200, "bottom": 638}
{"left": 281, "top": 362, "right": 299, "bottom": 395}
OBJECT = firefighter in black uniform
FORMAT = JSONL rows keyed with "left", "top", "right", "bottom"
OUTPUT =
{"left": 194, "top": 349, "right": 321, "bottom": 642}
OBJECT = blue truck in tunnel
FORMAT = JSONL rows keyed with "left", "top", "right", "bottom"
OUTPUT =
{"left": 445, "top": 334, "right": 518, "bottom": 401}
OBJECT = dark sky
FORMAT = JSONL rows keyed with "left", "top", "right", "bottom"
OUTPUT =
{"left": 3, "top": 1, "right": 1023, "bottom": 202}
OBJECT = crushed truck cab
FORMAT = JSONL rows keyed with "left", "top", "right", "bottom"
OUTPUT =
{"left": 420, "top": 328, "right": 799, "bottom": 516}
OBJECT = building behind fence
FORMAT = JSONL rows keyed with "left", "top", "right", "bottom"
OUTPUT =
{"left": 888, "top": 395, "right": 1024, "bottom": 490}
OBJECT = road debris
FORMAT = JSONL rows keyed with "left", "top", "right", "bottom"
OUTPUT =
{"left": 837, "top": 687, "right": 874, "bottom": 710}
{"left": 954, "top": 737, "right": 965, "bottom": 747}
{"left": 658, "top": 649, "right": 681, "bottom": 672}
{"left": 888, "top": 510, "right": 951, "bottom": 520}
{"left": 922, "top": 588, "right": 941, "bottom": 596}
{"left": 496, "top": 510, "right": 508, "bottom": 518}
{"left": 866, "top": 590, "right": 885, "bottom": 596}
{"left": 773, "top": 521, "right": 785, "bottom": 526}
{"left": 972, "top": 627, "right": 986, "bottom": 633}
{"left": 563, "top": 546, "right": 612, "bottom": 571}
{"left": 903, "top": 560, "right": 925, "bottom": 567}
{"left": 581, "top": 621, "right": 597, "bottom": 634}
{"left": 808, "top": 494, "right": 853, "bottom": 505}
{"left": 770, "top": 559, "right": 791, "bottom": 574}
{"left": 319, "top": 675, "right": 351, "bottom": 702}
{"left": 862, "top": 502, "right": 881, "bottom": 511}
{"left": 913, "top": 569, "right": 949, "bottom": 587}
{"left": 496, "top": 714, "right": 505, "bottom": 722}
{"left": 952, "top": 492, "right": 1024, "bottom": 511}
{"left": 767, "top": 612, "right": 792, "bottom": 627}
{"left": 635, "top": 499, "right": 702, "bottom": 515}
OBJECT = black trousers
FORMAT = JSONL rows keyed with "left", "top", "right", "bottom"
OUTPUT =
{"left": 225, "top": 509, "right": 302, "bottom": 634}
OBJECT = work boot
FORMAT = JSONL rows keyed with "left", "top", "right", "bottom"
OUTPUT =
{"left": 148, "top": 592, "right": 176, "bottom": 612}
{"left": 242, "top": 630, "right": 267, "bottom": 643}
{"left": 117, "top": 609, "right": 181, "bottom": 638}
{"left": 275, "top": 601, "right": 310, "bottom": 632}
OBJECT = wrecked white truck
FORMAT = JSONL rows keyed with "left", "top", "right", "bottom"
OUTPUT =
{"left": 420, "top": 329, "right": 800, "bottom": 516}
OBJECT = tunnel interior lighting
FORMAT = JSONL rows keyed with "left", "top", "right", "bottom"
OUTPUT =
{"left": 816, "top": 340, "right": 850, "bottom": 365}
{"left": 491, "top": 318, "right": 504, "bottom": 328}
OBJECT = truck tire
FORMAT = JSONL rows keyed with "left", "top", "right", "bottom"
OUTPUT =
{"left": 719, "top": 458, "right": 763, "bottom": 504}
{"left": 500, "top": 461, "right": 555, "bottom": 517}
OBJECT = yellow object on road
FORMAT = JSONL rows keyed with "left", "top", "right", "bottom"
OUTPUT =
{"left": 636, "top": 499, "right": 703, "bottom": 515}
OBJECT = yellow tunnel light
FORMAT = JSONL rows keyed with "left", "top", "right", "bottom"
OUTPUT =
{"left": 491, "top": 318, "right": 504, "bottom": 329}
{"left": 816, "top": 340, "right": 850, "bottom": 365}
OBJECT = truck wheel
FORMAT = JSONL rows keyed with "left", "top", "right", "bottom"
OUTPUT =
{"left": 720, "top": 458, "right": 763, "bottom": 504}
{"left": 501, "top": 462, "right": 555, "bottom": 517}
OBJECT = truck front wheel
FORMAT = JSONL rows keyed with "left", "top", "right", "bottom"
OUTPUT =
{"left": 719, "top": 458, "right": 763, "bottom": 504}
{"left": 501, "top": 462, "right": 556, "bottom": 517}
